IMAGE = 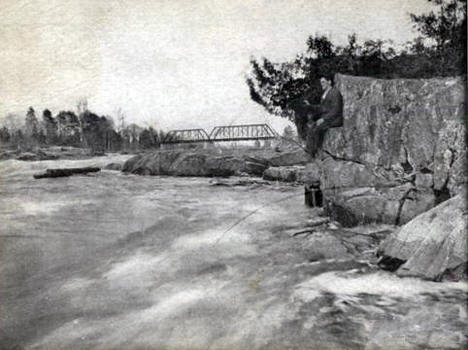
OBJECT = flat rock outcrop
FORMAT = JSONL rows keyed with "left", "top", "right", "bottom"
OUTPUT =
{"left": 319, "top": 74, "right": 466, "bottom": 226}
{"left": 122, "top": 147, "right": 312, "bottom": 177}
{"left": 267, "top": 149, "right": 311, "bottom": 166}
{"left": 1, "top": 146, "right": 97, "bottom": 161}
{"left": 378, "top": 193, "right": 467, "bottom": 280}
{"left": 263, "top": 166, "right": 304, "bottom": 182}
{"left": 122, "top": 150, "right": 185, "bottom": 175}
{"left": 104, "top": 162, "right": 123, "bottom": 171}
{"left": 263, "top": 163, "right": 321, "bottom": 184}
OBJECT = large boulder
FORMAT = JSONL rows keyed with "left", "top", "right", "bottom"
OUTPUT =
{"left": 319, "top": 157, "right": 400, "bottom": 189}
{"left": 104, "top": 162, "right": 123, "bottom": 171}
{"left": 296, "top": 162, "right": 321, "bottom": 185}
{"left": 320, "top": 158, "right": 436, "bottom": 226}
{"left": 378, "top": 193, "right": 467, "bottom": 280}
{"left": 262, "top": 162, "right": 322, "bottom": 185}
{"left": 168, "top": 153, "right": 211, "bottom": 176}
{"left": 267, "top": 148, "right": 312, "bottom": 166}
{"left": 323, "top": 185, "right": 434, "bottom": 227}
{"left": 170, "top": 154, "right": 246, "bottom": 177}
{"left": 303, "top": 231, "right": 353, "bottom": 261}
{"left": 323, "top": 75, "right": 465, "bottom": 174}
{"left": 318, "top": 74, "right": 466, "bottom": 226}
{"left": 122, "top": 150, "right": 184, "bottom": 175}
{"left": 433, "top": 120, "right": 467, "bottom": 195}
{"left": 122, "top": 148, "right": 310, "bottom": 177}
{"left": 299, "top": 226, "right": 385, "bottom": 262}
{"left": 263, "top": 166, "right": 303, "bottom": 182}
{"left": 122, "top": 151, "right": 246, "bottom": 177}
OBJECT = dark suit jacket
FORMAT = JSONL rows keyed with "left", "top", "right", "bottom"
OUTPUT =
{"left": 312, "top": 87, "right": 343, "bottom": 127}
{"left": 289, "top": 87, "right": 343, "bottom": 127}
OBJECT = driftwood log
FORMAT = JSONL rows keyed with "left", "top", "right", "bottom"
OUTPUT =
{"left": 33, "top": 167, "right": 101, "bottom": 179}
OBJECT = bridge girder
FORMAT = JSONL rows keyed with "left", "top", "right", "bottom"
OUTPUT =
{"left": 209, "top": 124, "right": 277, "bottom": 141}
{"left": 163, "top": 128, "right": 211, "bottom": 144}
{"left": 162, "top": 124, "right": 278, "bottom": 144}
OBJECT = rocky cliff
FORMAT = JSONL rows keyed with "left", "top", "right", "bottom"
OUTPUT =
{"left": 320, "top": 74, "right": 466, "bottom": 226}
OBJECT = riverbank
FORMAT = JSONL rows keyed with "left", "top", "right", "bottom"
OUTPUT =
{"left": 0, "top": 146, "right": 129, "bottom": 162}
{"left": 1, "top": 158, "right": 466, "bottom": 349}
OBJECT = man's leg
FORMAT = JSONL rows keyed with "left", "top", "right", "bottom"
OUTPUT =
{"left": 305, "top": 122, "right": 317, "bottom": 156}
{"left": 306, "top": 124, "right": 321, "bottom": 156}
{"left": 306, "top": 121, "right": 328, "bottom": 157}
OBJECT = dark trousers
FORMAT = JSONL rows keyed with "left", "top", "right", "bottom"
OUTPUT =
{"left": 306, "top": 120, "right": 332, "bottom": 157}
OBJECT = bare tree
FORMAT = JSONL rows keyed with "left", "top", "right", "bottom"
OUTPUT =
{"left": 76, "top": 97, "right": 89, "bottom": 115}
{"left": 115, "top": 107, "right": 126, "bottom": 133}
{"left": 2, "top": 113, "right": 23, "bottom": 131}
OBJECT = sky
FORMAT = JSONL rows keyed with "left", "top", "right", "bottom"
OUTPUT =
{"left": 0, "top": 0, "right": 433, "bottom": 133}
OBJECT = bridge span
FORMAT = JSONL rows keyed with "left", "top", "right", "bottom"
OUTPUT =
{"left": 162, "top": 124, "right": 278, "bottom": 144}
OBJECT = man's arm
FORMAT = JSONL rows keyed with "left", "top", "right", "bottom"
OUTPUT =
{"left": 288, "top": 95, "right": 322, "bottom": 122}
{"left": 288, "top": 97, "right": 310, "bottom": 117}
{"left": 318, "top": 88, "right": 343, "bottom": 126}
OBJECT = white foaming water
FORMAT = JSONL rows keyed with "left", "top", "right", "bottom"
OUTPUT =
{"left": 173, "top": 228, "right": 253, "bottom": 250}
{"left": 0, "top": 154, "right": 131, "bottom": 176}
{"left": 294, "top": 270, "right": 468, "bottom": 302}
{"left": 137, "top": 288, "right": 209, "bottom": 321}
{"left": 19, "top": 199, "right": 93, "bottom": 215}
{"left": 103, "top": 252, "right": 171, "bottom": 282}
{"left": 1, "top": 157, "right": 466, "bottom": 350}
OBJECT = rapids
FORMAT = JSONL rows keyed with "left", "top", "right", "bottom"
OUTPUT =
{"left": 0, "top": 156, "right": 466, "bottom": 349}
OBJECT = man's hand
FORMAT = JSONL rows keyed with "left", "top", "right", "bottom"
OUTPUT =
{"left": 316, "top": 118, "right": 324, "bottom": 126}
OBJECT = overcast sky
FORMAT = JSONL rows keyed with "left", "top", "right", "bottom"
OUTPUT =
{"left": 0, "top": 0, "right": 432, "bottom": 132}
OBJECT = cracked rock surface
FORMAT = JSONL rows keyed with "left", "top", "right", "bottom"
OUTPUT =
{"left": 378, "top": 193, "right": 467, "bottom": 281}
{"left": 319, "top": 74, "right": 466, "bottom": 226}
{"left": 122, "top": 147, "right": 312, "bottom": 177}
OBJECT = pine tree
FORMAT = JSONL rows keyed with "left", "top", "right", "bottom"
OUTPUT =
{"left": 24, "top": 107, "right": 40, "bottom": 140}
{"left": 42, "top": 109, "right": 58, "bottom": 144}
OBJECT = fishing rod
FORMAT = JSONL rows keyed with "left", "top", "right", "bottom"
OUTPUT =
{"left": 214, "top": 191, "right": 303, "bottom": 245}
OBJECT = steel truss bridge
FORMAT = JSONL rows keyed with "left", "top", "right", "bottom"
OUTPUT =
{"left": 162, "top": 124, "right": 278, "bottom": 144}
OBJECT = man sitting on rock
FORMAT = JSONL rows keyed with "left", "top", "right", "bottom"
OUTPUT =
{"left": 304, "top": 74, "right": 344, "bottom": 157}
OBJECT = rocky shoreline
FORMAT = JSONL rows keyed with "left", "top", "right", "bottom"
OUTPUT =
{"left": 2, "top": 164, "right": 465, "bottom": 349}
{"left": 119, "top": 74, "right": 467, "bottom": 282}
{"left": 0, "top": 146, "right": 109, "bottom": 161}
{"left": 119, "top": 147, "right": 467, "bottom": 281}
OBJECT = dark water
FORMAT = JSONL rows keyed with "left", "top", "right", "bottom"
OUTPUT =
{"left": 0, "top": 157, "right": 466, "bottom": 349}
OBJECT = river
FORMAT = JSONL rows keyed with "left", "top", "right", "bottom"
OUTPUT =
{"left": 0, "top": 156, "right": 466, "bottom": 349}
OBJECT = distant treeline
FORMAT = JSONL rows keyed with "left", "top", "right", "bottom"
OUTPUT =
{"left": 0, "top": 106, "right": 168, "bottom": 153}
